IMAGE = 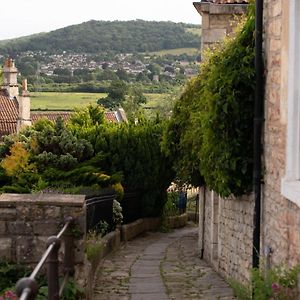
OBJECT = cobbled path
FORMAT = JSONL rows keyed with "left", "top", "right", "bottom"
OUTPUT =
{"left": 93, "top": 224, "right": 235, "bottom": 300}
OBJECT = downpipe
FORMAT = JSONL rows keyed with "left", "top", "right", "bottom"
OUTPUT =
{"left": 252, "top": 0, "right": 264, "bottom": 269}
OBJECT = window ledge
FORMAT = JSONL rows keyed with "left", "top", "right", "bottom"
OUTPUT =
{"left": 281, "top": 178, "right": 300, "bottom": 208}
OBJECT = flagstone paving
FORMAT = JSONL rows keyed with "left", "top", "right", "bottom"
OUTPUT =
{"left": 93, "top": 224, "right": 235, "bottom": 300}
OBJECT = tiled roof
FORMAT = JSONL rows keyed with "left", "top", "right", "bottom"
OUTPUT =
{"left": 31, "top": 112, "right": 72, "bottom": 123}
{"left": 105, "top": 111, "right": 118, "bottom": 123}
{"left": 205, "top": 0, "right": 249, "bottom": 3}
{"left": 31, "top": 111, "right": 119, "bottom": 123}
{"left": 0, "top": 94, "right": 18, "bottom": 137}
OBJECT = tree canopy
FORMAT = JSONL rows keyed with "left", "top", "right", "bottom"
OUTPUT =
{"left": 0, "top": 20, "right": 201, "bottom": 55}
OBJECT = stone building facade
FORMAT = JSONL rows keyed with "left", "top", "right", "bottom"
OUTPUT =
{"left": 193, "top": 0, "right": 248, "bottom": 51}
{"left": 195, "top": 0, "right": 300, "bottom": 284}
{"left": 262, "top": 0, "right": 300, "bottom": 267}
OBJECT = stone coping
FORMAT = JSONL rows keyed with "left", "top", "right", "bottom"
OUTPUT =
{"left": 194, "top": 2, "right": 248, "bottom": 15}
{"left": 0, "top": 193, "right": 86, "bottom": 206}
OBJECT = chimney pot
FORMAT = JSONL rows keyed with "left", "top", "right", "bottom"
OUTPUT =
{"left": 22, "top": 79, "right": 28, "bottom": 91}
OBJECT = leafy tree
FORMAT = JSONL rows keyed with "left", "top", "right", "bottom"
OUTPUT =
{"left": 98, "top": 80, "right": 128, "bottom": 108}
{"left": 53, "top": 68, "right": 72, "bottom": 76}
{"left": 123, "top": 87, "right": 147, "bottom": 118}
{"left": 0, "top": 20, "right": 200, "bottom": 54}
{"left": 116, "top": 68, "right": 129, "bottom": 81}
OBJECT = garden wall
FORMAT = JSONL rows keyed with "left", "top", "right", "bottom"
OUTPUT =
{"left": 0, "top": 193, "right": 86, "bottom": 283}
{"left": 202, "top": 189, "right": 254, "bottom": 283}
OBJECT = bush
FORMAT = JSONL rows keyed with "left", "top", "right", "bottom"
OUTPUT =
{"left": 230, "top": 264, "right": 300, "bottom": 300}
{"left": 163, "top": 4, "right": 255, "bottom": 197}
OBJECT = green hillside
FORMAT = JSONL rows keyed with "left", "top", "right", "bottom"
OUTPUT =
{"left": 0, "top": 20, "right": 201, "bottom": 55}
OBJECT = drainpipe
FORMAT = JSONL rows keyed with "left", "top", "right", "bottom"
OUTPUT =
{"left": 252, "top": 0, "right": 264, "bottom": 269}
{"left": 198, "top": 186, "right": 206, "bottom": 259}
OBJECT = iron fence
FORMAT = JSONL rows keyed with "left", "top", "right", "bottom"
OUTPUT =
{"left": 85, "top": 189, "right": 115, "bottom": 232}
{"left": 122, "top": 191, "right": 141, "bottom": 224}
{"left": 16, "top": 217, "right": 75, "bottom": 300}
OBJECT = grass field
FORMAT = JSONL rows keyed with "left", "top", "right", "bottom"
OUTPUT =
{"left": 31, "top": 92, "right": 107, "bottom": 110}
{"left": 30, "top": 92, "right": 168, "bottom": 110}
{"left": 149, "top": 48, "right": 199, "bottom": 56}
{"left": 144, "top": 93, "right": 168, "bottom": 107}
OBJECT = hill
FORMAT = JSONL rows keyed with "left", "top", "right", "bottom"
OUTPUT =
{"left": 0, "top": 20, "right": 201, "bottom": 55}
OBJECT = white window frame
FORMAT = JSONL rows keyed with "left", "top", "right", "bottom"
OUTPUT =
{"left": 281, "top": 0, "right": 300, "bottom": 207}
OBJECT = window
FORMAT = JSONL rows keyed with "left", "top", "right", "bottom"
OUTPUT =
{"left": 281, "top": 0, "right": 300, "bottom": 206}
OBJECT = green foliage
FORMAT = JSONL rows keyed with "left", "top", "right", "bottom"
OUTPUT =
{"left": 230, "top": 264, "right": 300, "bottom": 300}
{"left": 85, "top": 231, "right": 106, "bottom": 263}
{"left": 98, "top": 80, "right": 127, "bottom": 108}
{"left": 0, "top": 20, "right": 200, "bottom": 54}
{"left": 61, "top": 280, "right": 85, "bottom": 300}
{"left": 228, "top": 278, "right": 251, "bottom": 300}
{"left": 123, "top": 86, "right": 147, "bottom": 119}
{"left": 164, "top": 6, "right": 255, "bottom": 197}
{"left": 1, "top": 105, "right": 172, "bottom": 218}
{"left": 113, "top": 200, "right": 123, "bottom": 226}
{"left": 0, "top": 260, "right": 29, "bottom": 293}
{"left": 163, "top": 192, "right": 180, "bottom": 217}
{"left": 0, "top": 260, "right": 84, "bottom": 300}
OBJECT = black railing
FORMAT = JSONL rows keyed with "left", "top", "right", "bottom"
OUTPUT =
{"left": 16, "top": 217, "right": 75, "bottom": 300}
{"left": 85, "top": 190, "right": 115, "bottom": 232}
{"left": 122, "top": 192, "right": 141, "bottom": 223}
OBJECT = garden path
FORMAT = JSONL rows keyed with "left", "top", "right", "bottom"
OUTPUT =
{"left": 93, "top": 224, "right": 235, "bottom": 300}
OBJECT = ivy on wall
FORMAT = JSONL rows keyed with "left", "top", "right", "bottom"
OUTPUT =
{"left": 163, "top": 4, "right": 255, "bottom": 197}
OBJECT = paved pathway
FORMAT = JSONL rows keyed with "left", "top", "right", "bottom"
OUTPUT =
{"left": 93, "top": 224, "right": 235, "bottom": 300}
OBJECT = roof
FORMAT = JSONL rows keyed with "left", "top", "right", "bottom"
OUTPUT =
{"left": 31, "top": 112, "right": 72, "bottom": 123}
{"left": 105, "top": 111, "right": 119, "bottom": 123}
{"left": 204, "top": 0, "right": 249, "bottom": 3}
{"left": 0, "top": 93, "right": 18, "bottom": 137}
{"left": 31, "top": 111, "right": 119, "bottom": 124}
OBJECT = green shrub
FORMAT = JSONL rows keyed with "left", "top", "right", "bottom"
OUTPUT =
{"left": 164, "top": 4, "right": 255, "bottom": 197}
{"left": 0, "top": 260, "right": 29, "bottom": 293}
{"left": 113, "top": 200, "right": 123, "bottom": 226}
{"left": 85, "top": 231, "right": 106, "bottom": 263}
{"left": 230, "top": 264, "right": 300, "bottom": 300}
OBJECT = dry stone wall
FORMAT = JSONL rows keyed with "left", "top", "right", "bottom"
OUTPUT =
{"left": 0, "top": 193, "right": 86, "bottom": 280}
{"left": 202, "top": 189, "right": 254, "bottom": 283}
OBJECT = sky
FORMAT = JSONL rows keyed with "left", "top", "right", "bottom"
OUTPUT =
{"left": 0, "top": 0, "right": 201, "bottom": 40}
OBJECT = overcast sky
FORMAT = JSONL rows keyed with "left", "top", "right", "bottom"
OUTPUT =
{"left": 0, "top": 0, "right": 201, "bottom": 40}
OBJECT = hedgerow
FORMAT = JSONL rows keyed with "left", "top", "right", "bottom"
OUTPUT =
{"left": 163, "top": 4, "right": 255, "bottom": 197}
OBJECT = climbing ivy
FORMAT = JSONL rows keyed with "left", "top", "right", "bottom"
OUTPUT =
{"left": 164, "top": 4, "right": 255, "bottom": 197}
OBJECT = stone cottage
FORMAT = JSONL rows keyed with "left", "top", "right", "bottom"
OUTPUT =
{"left": 194, "top": 0, "right": 298, "bottom": 284}
{"left": 0, "top": 58, "right": 127, "bottom": 140}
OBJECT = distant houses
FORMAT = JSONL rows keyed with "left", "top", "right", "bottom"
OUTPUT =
{"left": 0, "top": 58, "right": 127, "bottom": 140}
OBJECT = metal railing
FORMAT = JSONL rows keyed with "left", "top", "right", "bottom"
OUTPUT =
{"left": 16, "top": 216, "right": 75, "bottom": 300}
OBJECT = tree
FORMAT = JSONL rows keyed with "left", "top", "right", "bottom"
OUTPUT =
{"left": 53, "top": 68, "right": 71, "bottom": 76}
{"left": 116, "top": 68, "right": 129, "bottom": 81}
{"left": 98, "top": 80, "right": 128, "bottom": 108}
{"left": 123, "top": 86, "right": 147, "bottom": 118}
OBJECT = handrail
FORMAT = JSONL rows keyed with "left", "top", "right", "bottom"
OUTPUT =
{"left": 16, "top": 216, "right": 75, "bottom": 300}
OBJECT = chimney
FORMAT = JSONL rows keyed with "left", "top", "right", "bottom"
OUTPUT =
{"left": 2, "top": 58, "right": 19, "bottom": 99}
{"left": 115, "top": 107, "right": 128, "bottom": 123}
{"left": 17, "top": 79, "right": 31, "bottom": 132}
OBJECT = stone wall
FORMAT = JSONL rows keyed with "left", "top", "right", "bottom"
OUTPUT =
{"left": 201, "top": 189, "right": 254, "bottom": 283}
{"left": 194, "top": 2, "right": 248, "bottom": 51}
{"left": 262, "top": 0, "right": 300, "bottom": 267}
{"left": 197, "top": 0, "right": 300, "bottom": 285}
{"left": 0, "top": 193, "right": 86, "bottom": 281}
